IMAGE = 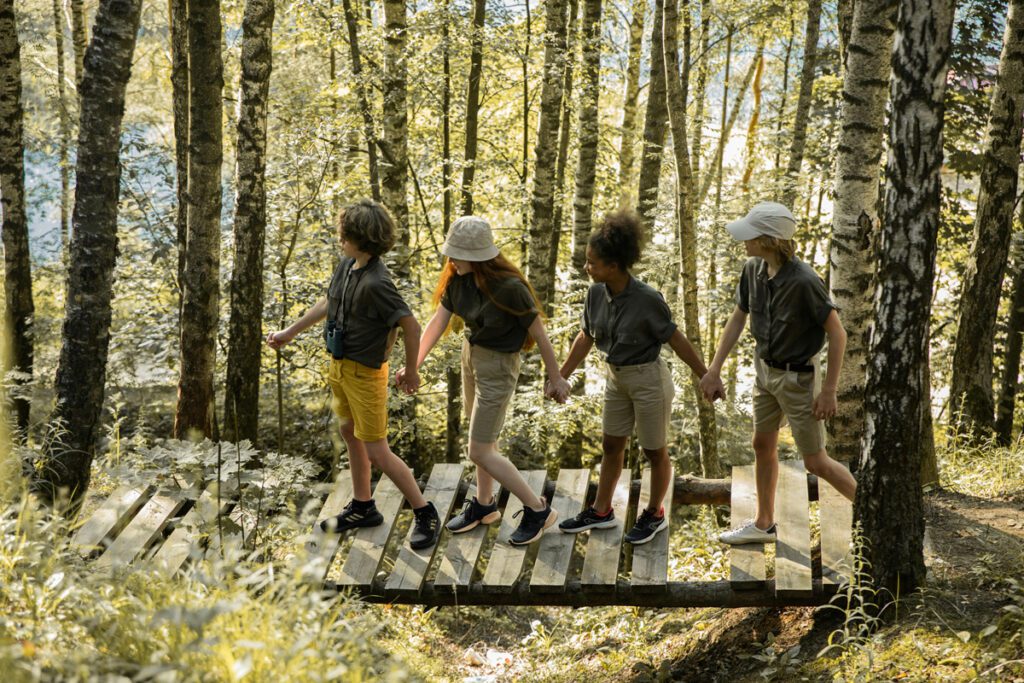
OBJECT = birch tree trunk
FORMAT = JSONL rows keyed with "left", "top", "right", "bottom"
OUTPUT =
{"left": 0, "top": 0, "right": 33, "bottom": 437}
{"left": 459, "top": 0, "right": 485, "bottom": 215}
{"left": 52, "top": 0, "right": 70, "bottom": 248}
{"left": 527, "top": 0, "right": 569, "bottom": 312}
{"left": 996, "top": 226, "right": 1024, "bottom": 446}
{"left": 780, "top": 0, "right": 823, "bottom": 208}
{"left": 170, "top": 0, "right": 188, "bottom": 315}
{"left": 827, "top": 0, "right": 897, "bottom": 463}
{"left": 688, "top": 0, "right": 709, "bottom": 196}
{"left": 175, "top": 0, "right": 223, "bottom": 440}
{"left": 858, "top": 0, "right": 954, "bottom": 598}
{"left": 616, "top": 0, "right": 645, "bottom": 208}
{"left": 224, "top": 0, "right": 274, "bottom": 445}
{"left": 636, "top": 0, "right": 667, "bottom": 232}
{"left": 570, "top": 0, "right": 602, "bottom": 275}
{"left": 343, "top": 0, "right": 381, "bottom": 201}
{"left": 949, "top": 0, "right": 1024, "bottom": 441}
{"left": 41, "top": 0, "right": 142, "bottom": 502}
{"left": 663, "top": 0, "right": 720, "bottom": 478}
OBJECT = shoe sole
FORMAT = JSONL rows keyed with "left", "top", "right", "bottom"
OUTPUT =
{"left": 625, "top": 518, "right": 669, "bottom": 545}
{"left": 446, "top": 510, "right": 502, "bottom": 534}
{"left": 718, "top": 535, "right": 776, "bottom": 545}
{"left": 409, "top": 534, "right": 439, "bottom": 550}
{"left": 559, "top": 519, "right": 617, "bottom": 533}
{"left": 508, "top": 509, "right": 558, "bottom": 546}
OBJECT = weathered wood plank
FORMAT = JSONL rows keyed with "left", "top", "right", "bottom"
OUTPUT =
{"left": 73, "top": 484, "right": 153, "bottom": 557}
{"left": 481, "top": 470, "right": 548, "bottom": 591}
{"left": 531, "top": 468, "right": 590, "bottom": 592}
{"left": 818, "top": 466, "right": 854, "bottom": 586}
{"left": 384, "top": 463, "right": 464, "bottom": 594}
{"left": 729, "top": 465, "right": 767, "bottom": 589}
{"left": 433, "top": 480, "right": 500, "bottom": 588}
{"left": 775, "top": 459, "right": 813, "bottom": 596}
{"left": 151, "top": 483, "right": 233, "bottom": 574}
{"left": 631, "top": 466, "right": 675, "bottom": 588}
{"left": 581, "top": 468, "right": 631, "bottom": 587}
{"left": 302, "top": 475, "right": 355, "bottom": 583}
{"left": 335, "top": 477, "right": 404, "bottom": 588}
{"left": 95, "top": 492, "right": 184, "bottom": 570}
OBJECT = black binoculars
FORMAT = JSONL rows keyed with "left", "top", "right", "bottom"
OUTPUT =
{"left": 324, "top": 320, "right": 345, "bottom": 359}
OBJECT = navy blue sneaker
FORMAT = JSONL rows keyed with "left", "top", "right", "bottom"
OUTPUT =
{"left": 446, "top": 496, "right": 501, "bottom": 533}
{"left": 624, "top": 507, "right": 667, "bottom": 545}
{"left": 319, "top": 499, "right": 384, "bottom": 533}
{"left": 509, "top": 497, "right": 558, "bottom": 546}
{"left": 559, "top": 506, "right": 616, "bottom": 533}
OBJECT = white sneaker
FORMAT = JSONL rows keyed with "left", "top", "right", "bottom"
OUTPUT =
{"left": 718, "top": 521, "right": 777, "bottom": 545}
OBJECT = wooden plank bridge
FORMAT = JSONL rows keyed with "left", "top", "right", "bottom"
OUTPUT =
{"left": 73, "top": 461, "right": 853, "bottom": 608}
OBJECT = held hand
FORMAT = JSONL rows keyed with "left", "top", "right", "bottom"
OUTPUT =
{"left": 547, "top": 376, "right": 571, "bottom": 404}
{"left": 395, "top": 366, "right": 407, "bottom": 388}
{"left": 699, "top": 371, "right": 726, "bottom": 403}
{"left": 812, "top": 389, "right": 838, "bottom": 420}
{"left": 266, "top": 330, "right": 294, "bottom": 350}
{"left": 400, "top": 368, "right": 421, "bottom": 395}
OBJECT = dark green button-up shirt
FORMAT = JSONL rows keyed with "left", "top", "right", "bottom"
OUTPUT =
{"left": 441, "top": 274, "right": 539, "bottom": 352}
{"left": 326, "top": 256, "right": 412, "bottom": 368}
{"left": 582, "top": 277, "right": 677, "bottom": 366}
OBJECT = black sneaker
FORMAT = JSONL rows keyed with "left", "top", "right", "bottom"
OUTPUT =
{"left": 624, "top": 507, "right": 668, "bottom": 545}
{"left": 508, "top": 497, "right": 558, "bottom": 546}
{"left": 410, "top": 502, "right": 441, "bottom": 550}
{"left": 319, "top": 499, "right": 384, "bottom": 533}
{"left": 559, "top": 506, "right": 616, "bottom": 533}
{"left": 445, "top": 496, "right": 501, "bottom": 533}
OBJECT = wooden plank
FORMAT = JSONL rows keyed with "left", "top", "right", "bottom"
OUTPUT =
{"left": 335, "top": 477, "right": 405, "bottom": 588}
{"left": 531, "top": 469, "right": 590, "bottom": 592}
{"left": 95, "top": 492, "right": 184, "bottom": 570}
{"left": 818, "top": 466, "right": 854, "bottom": 586}
{"left": 433, "top": 480, "right": 500, "bottom": 588}
{"left": 384, "top": 463, "right": 464, "bottom": 594}
{"left": 630, "top": 466, "right": 674, "bottom": 588}
{"left": 481, "top": 470, "right": 548, "bottom": 591}
{"left": 151, "top": 481, "right": 243, "bottom": 574}
{"left": 301, "top": 475, "right": 355, "bottom": 583}
{"left": 729, "top": 465, "right": 767, "bottom": 589}
{"left": 73, "top": 485, "right": 153, "bottom": 556}
{"left": 775, "top": 459, "right": 813, "bottom": 596}
{"left": 581, "top": 468, "right": 631, "bottom": 587}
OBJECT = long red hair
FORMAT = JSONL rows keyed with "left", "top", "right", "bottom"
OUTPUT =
{"left": 431, "top": 255, "right": 544, "bottom": 351}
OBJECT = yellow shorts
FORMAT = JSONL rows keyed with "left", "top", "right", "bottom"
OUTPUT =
{"left": 326, "top": 358, "right": 390, "bottom": 442}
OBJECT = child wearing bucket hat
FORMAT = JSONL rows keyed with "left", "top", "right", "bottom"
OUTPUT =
{"left": 700, "top": 201, "right": 857, "bottom": 545}
{"left": 553, "top": 210, "right": 710, "bottom": 545}
{"left": 396, "top": 216, "right": 572, "bottom": 546}
{"left": 267, "top": 199, "right": 441, "bottom": 551}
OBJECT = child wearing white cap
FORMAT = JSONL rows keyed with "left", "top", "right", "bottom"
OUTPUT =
{"left": 397, "top": 216, "right": 572, "bottom": 546}
{"left": 700, "top": 202, "right": 857, "bottom": 545}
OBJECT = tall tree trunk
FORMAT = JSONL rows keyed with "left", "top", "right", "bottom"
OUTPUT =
{"left": 920, "top": 326, "right": 938, "bottom": 486}
{"left": 838, "top": 0, "right": 854, "bottom": 72}
{"left": 827, "top": 0, "right": 897, "bottom": 463}
{"left": 52, "top": 0, "right": 71, "bottom": 249}
{"left": 635, "top": 0, "right": 667, "bottom": 232}
{"left": 616, "top": 0, "right": 645, "bottom": 208}
{"left": 858, "top": 0, "right": 954, "bottom": 599}
{"left": 69, "top": 0, "right": 87, "bottom": 89}
{"left": 663, "top": 0, "right": 720, "bottom": 478}
{"left": 175, "top": 0, "right": 223, "bottom": 440}
{"left": 570, "top": 0, "right": 601, "bottom": 275}
{"left": 170, "top": 0, "right": 189, "bottom": 317}
{"left": 459, "top": 0, "right": 486, "bottom": 215}
{"left": 441, "top": 0, "right": 460, "bottom": 462}
{"left": 0, "top": 0, "right": 33, "bottom": 437}
{"left": 40, "top": 0, "right": 143, "bottom": 502}
{"left": 780, "top": 0, "right": 823, "bottom": 209}
{"left": 224, "top": 0, "right": 274, "bottom": 445}
{"left": 949, "top": 0, "right": 1024, "bottom": 441}
{"left": 772, "top": 13, "right": 795, "bottom": 173}
{"left": 552, "top": 0, "right": 578, "bottom": 276}
{"left": 996, "top": 223, "right": 1024, "bottom": 446}
{"left": 688, "top": 0, "right": 709, "bottom": 197}
{"left": 519, "top": 0, "right": 532, "bottom": 259}
{"left": 342, "top": 0, "right": 381, "bottom": 201}
{"left": 527, "top": 0, "right": 569, "bottom": 313}
{"left": 738, "top": 51, "right": 764, "bottom": 195}
{"left": 706, "top": 26, "right": 731, "bottom": 353}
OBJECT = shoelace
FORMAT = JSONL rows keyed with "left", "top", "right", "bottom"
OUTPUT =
{"left": 636, "top": 508, "right": 657, "bottom": 526}
{"left": 414, "top": 509, "right": 438, "bottom": 531}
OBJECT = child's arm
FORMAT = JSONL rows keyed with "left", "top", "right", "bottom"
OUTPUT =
{"left": 812, "top": 310, "right": 846, "bottom": 420}
{"left": 396, "top": 314, "right": 422, "bottom": 394}
{"left": 699, "top": 305, "right": 748, "bottom": 401}
{"left": 528, "top": 317, "right": 572, "bottom": 403}
{"left": 558, "top": 330, "right": 594, "bottom": 379}
{"left": 667, "top": 329, "right": 708, "bottom": 379}
{"left": 395, "top": 306, "right": 452, "bottom": 386}
{"left": 266, "top": 296, "right": 328, "bottom": 349}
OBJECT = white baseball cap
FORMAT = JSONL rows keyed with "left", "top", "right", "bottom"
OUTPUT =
{"left": 441, "top": 216, "right": 500, "bottom": 262}
{"left": 726, "top": 202, "right": 797, "bottom": 241}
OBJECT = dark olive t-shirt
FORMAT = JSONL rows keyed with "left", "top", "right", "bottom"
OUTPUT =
{"left": 325, "top": 256, "right": 412, "bottom": 368}
{"left": 440, "top": 273, "right": 538, "bottom": 352}
{"left": 581, "top": 277, "right": 677, "bottom": 366}
{"left": 734, "top": 256, "right": 837, "bottom": 364}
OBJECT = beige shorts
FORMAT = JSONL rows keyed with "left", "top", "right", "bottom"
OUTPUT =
{"left": 752, "top": 355, "right": 826, "bottom": 455}
{"left": 462, "top": 338, "right": 521, "bottom": 444}
{"left": 603, "top": 358, "right": 675, "bottom": 451}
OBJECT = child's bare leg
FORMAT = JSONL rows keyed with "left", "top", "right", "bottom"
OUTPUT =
{"left": 475, "top": 465, "right": 497, "bottom": 505}
{"left": 593, "top": 434, "right": 628, "bottom": 512}
{"left": 753, "top": 430, "right": 780, "bottom": 529}
{"left": 364, "top": 438, "right": 428, "bottom": 508}
{"left": 803, "top": 449, "right": 857, "bottom": 501}
{"left": 468, "top": 440, "right": 544, "bottom": 511}
{"left": 642, "top": 446, "right": 671, "bottom": 512}
{"left": 340, "top": 420, "right": 373, "bottom": 501}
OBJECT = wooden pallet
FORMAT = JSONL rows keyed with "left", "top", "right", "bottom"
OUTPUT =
{"left": 75, "top": 462, "right": 853, "bottom": 608}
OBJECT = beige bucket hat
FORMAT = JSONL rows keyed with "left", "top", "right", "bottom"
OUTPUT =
{"left": 441, "top": 216, "right": 500, "bottom": 262}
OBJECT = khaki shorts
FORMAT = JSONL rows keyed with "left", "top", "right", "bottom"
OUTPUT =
{"left": 752, "top": 355, "right": 826, "bottom": 455}
{"left": 603, "top": 358, "right": 675, "bottom": 450}
{"left": 462, "top": 339, "right": 521, "bottom": 444}
{"left": 327, "top": 358, "right": 390, "bottom": 442}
